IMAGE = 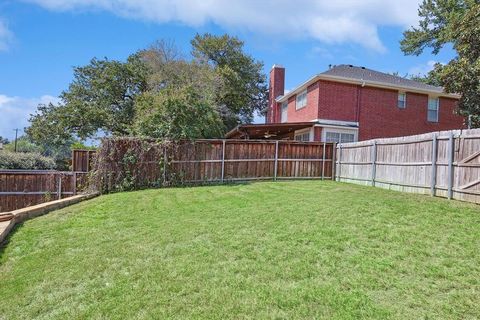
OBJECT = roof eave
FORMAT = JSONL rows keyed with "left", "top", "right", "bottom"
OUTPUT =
{"left": 225, "top": 125, "right": 242, "bottom": 139}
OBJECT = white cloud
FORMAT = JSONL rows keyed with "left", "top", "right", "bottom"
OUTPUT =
{"left": 0, "top": 19, "right": 13, "bottom": 51}
{"left": 408, "top": 60, "right": 443, "bottom": 76}
{"left": 0, "top": 94, "right": 60, "bottom": 139}
{"left": 310, "top": 47, "right": 334, "bottom": 60}
{"left": 24, "top": 0, "right": 422, "bottom": 52}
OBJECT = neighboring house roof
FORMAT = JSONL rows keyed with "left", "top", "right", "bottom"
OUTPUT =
{"left": 276, "top": 64, "right": 460, "bottom": 103}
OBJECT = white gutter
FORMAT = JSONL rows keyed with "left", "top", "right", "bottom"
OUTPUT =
{"left": 310, "top": 118, "right": 359, "bottom": 127}
{"left": 275, "top": 74, "right": 460, "bottom": 103}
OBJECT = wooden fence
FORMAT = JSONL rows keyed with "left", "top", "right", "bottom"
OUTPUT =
{"left": 172, "top": 140, "right": 335, "bottom": 182}
{"left": 94, "top": 139, "right": 335, "bottom": 192}
{"left": 72, "top": 150, "right": 96, "bottom": 172}
{"left": 0, "top": 170, "right": 88, "bottom": 212}
{"left": 336, "top": 128, "right": 480, "bottom": 204}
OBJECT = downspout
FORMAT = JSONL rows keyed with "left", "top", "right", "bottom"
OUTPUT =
{"left": 356, "top": 81, "right": 365, "bottom": 123}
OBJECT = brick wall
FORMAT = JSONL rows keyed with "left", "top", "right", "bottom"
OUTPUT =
{"left": 286, "top": 82, "right": 319, "bottom": 122}
{"left": 358, "top": 87, "right": 464, "bottom": 140}
{"left": 317, "top": 80, "right": 358, "bottom": 122}
{"left": 313, "top": 127, "right": 322, "bottom": 141}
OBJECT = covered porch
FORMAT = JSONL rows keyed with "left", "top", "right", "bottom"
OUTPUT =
{"left": 225, "top": 122, "right": 315, "bottom": 140}
{"left": 225, "top": 120, "right": 359, "bottom": 143}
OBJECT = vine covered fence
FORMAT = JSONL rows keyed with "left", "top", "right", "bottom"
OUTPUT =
{"left": 92, "top": 138, "right": 335, "bottom": 193}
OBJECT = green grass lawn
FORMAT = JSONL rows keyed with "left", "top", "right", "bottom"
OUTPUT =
{"left": 1, "top": 181, "right": 479, "bottom": 319}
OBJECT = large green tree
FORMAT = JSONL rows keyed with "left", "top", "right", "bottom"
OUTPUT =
{"left": 409, "top": 63, "right": 444, "bottom": 87}
{"left": 134, "top": 87, "right": 224, "bottom": 140}
{"left": 27, "top": 54, "right": 148, "bottom": 142}
{"left": 191, "top": 33, "right": 268, "bottom": 129}
{"left": 26, "top": 34, "right": 268, "bottom": 143}
{"left": 401, "top": 0, "right": 480, "bottom": 126}
{"left": 132, "top": 40, "right": 224, "bottom": 139}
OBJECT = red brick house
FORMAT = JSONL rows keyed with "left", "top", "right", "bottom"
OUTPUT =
{"left": 226, "top": 64, "right": 465, "bottom": 142}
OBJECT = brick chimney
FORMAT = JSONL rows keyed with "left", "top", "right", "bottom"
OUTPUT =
{"left": 267, "top": 64, "right": 285, "bottom": 123}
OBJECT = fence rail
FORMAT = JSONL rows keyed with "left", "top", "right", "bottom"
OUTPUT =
{"left": 0, "top": 170, "right": 88, "bottom": 212}
{"left": 336, "top": 128, "right": 480, "bottom": 204}
{"left": 166, "top": 140, "right": 334, "bottom": 183}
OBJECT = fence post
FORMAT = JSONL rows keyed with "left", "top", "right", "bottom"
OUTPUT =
{"left": 331, "top": 143, "right": 336, "bottom": 180}
{"left": 86, "top": 151, "right": 90, "bottom": 173}
{"left": 163, "top": 146, "right": 167, "bottom": 185}
{"left": 221, "top": 140, "right": 226, "bottom": 183}
{"left": 274, "top": 140, "right": 279, "bottom": 181}
{"left": 430, "top": 134, "right": 437, "bottom": 196}
{"left": 371, "top": 141, "right": 377, "bottom": 187}
{"left": 447, "top": 132, "right": 454, "bottom": 199}
{"left": 337, "top": 144, "right": 342, "bottom": 181}
{"left": 57, "top": 174, "right": 62, "bottom": 200}
{"left": 71, "top": 149, "right": 75, "bottom": 172}
{"left": 73, "top": 172, "right": 77, "bottom": 196}
{"left": 321, "top": 142, "right": 326, "bottom": 180}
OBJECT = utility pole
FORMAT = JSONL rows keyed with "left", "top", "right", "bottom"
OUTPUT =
{"left": 13, "top": 128, "right": 19, "bottom": 152}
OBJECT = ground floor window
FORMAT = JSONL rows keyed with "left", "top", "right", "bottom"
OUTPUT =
{"left": 324, "top": 130, "right": 356, "bottom": 143}
{"left": 294, "top": 131, "right": 311, "bottom": 142}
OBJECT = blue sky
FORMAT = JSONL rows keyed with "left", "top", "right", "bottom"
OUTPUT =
{"left": 0, "top": 0, "right": 456, "bottom": 140}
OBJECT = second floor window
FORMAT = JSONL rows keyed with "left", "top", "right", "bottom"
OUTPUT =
{"left": 398, "top": 93, "right": 406, "bottom": 108}
{"left": 428, "top": 97, "right": 439, "bottom": 122}
{"left": 296, "top": 89, "right": 307, "bottom": 110}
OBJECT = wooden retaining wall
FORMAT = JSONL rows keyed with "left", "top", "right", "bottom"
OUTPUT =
{"left": 0, "top": 193, "right": 99, "bottom": 243}
{"left": 336, "top": 128, "right": 480, "bottom": 204}
{"left": 0, "top": 170, "right": 89, "bottom": 212}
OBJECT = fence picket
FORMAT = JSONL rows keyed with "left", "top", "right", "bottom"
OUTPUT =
{"left": 431, "top": 135, "right": 437, "bottom": 196}
{"left": 447, "top": 132, "right": 454, "bottom": 199}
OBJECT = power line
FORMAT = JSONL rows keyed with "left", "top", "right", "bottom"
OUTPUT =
{"left": 13, "top": 128, "right": 19, "bottom": 152}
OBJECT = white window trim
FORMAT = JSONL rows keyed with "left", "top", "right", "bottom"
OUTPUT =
{"left": 295, "top": 89, "right": 308, "bottom": 110}
{"left": 294, "top": 127, "right": 313, "bottom": 142}
{"left": 427, "top": 97, "right": 440, "bottom": 122}
{"left": 321, "top": 127, "right": 358, "bottom": 143}
{"left": 398, "top": 92, "right": 406, "bottom": 109}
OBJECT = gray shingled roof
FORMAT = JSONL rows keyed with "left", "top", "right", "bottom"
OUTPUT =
{"left": 321, "top": 64, "right": 444, "bottom": 93}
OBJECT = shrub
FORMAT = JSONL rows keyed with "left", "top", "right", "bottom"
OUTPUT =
{"left": 0, "top": 151, "right": 56, "bottom": 170}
